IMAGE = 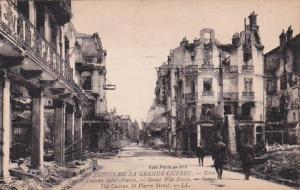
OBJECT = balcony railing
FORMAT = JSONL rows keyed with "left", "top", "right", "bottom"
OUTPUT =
{"left": 202, "top": 91, "right": 214, "bottom": 96}
{"left": 201, "top": 64, "right": 214, "bottom": 69}
{"left": 242, "top": 91, "right": 255, "bottom": 97}
{"left": 185, "top": 92, "right": 198, "bottom": 102}
{"left": 236, "top": 115, "right": 253, "bottom": 121}
{"left": 242, "top": 64, "right": 254, "bottom": 71}
{"left": 223, "top": 92, "right": 238, "bottom": 100}
{"left": 185, "top": 65, "right": 198, "bottom": 75}
{"left": 200, "top": 114, "right": 218, "bottom": 121}
{"left": 0, "top": 0, "right": 73, "bottom": 85}
{"left": 223, "top": 65, "right": 238, "bottom": 73}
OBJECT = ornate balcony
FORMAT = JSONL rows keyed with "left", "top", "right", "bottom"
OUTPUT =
{"left": 242, "top": 91, "right": 255, "bottom": 97}
{"left": 0, "top": 0, "right": 72, "bottom": 82}
{"left": 242, "top": 64, "right": 254, "bottom": 71}
{"left": 185, "top": 92, "right": 198, "bottom": 103}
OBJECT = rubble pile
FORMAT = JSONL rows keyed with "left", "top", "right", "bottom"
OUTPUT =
{"left": 86, "top": 150, "right": 120, "bottom": 159}
{"left": 0, "top": 159, "right": 93, "bottom": 190}
{"left": 254, "top": 146, "right": 300, "bottom": 185}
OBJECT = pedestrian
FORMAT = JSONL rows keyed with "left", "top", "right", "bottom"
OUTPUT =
{"left": 212, "top": 136, "right": 227, "bottom": 179}
{"left": 241, "top": 138, "right": 254, "bottom": 180}
{"left": 136, "top": 139, "right": 139, "bottom": 146}
{"left": 196, "top": 146, "right": 206, "bottom": 166}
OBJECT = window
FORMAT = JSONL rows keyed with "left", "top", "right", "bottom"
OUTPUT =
{"left": 203, "top": 78, "right": 212, "bottom": 92}
{"left": 81, "top": 72, "right": 92, "bottom": 90}
{"left": 244, "top": 78, "right": 253, "bottom": 92}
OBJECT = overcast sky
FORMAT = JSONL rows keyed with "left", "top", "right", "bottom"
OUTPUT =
{"left": 72, "top": 0, "right": 300, "bottom": 125}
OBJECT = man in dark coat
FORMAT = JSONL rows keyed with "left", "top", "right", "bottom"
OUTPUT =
{"left": 196, "top": 146, "right": 206, "bottom": 166}
{"left": 241, "top": 139, "right": 254, "bottom": 180}
{"left": 212, "top": 136, "right": 227, "bottom": 179}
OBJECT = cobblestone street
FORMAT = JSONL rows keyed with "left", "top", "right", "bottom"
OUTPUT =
{"left": 71, "top": 145, "right": 294, "bottom": 190}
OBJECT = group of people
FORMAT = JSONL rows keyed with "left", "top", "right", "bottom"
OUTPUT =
{"left": 196, "top": 136, "right": 255, "bottom": 180}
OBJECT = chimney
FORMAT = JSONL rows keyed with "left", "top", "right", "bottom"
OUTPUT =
{"left": 279, "top": 30, "right": 287, "bottom": 49}
{"left": 248, "top": 11, "right": 258, "bottom": 31}
{"left": 286, "top": 26, "right": 293, "bottom": 42}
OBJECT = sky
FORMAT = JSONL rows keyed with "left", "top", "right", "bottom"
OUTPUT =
{"left": 72, "top": 0, "right": 300, "bottom": 125}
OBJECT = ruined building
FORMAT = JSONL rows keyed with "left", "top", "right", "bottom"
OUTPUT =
{"left": 265, "top": 26, "right": 300, "bottom": 144}
{"left": 74, "top": 32, "right": 110, "bottom": 151}
{"left": 153, "top": 12, "right": 265, "bottom": 153}
{"left": 0, "top": 0, "right": 90, "bottom": 181}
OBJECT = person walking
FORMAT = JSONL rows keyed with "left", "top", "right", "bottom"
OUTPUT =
{"left": 212, "top": 136, "right": 227, "bottom": 179}
{"left": 196, "top": 146, "right": 206, "bottom": 166}
{"left": 241, "top": 138, "right": 254, "bottom": 180}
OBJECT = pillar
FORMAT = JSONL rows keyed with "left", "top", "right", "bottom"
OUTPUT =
{"left": 253, "top": 125, "right": 257, "bottom": 145}
{"left": 226, "top": 114, "right": 237, "bottom": 154}
{"left": 0, "top": 75, "right": 11, "bottom": 182}
{"left": 30, "top": 89, "right": 44, "bottom": 169}
{"left": 197, "top": 124, "right": 201, "bottom": 147}
{"left": 65, "top": 104, "right": 75, "bottom": 161}
{"left": 74, "top": 103, "right": 83, "bottom": 160}
{"left": 54, "top": 100, "right": 65, "bottom": 165}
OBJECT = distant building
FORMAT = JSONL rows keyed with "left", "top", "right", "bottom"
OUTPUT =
{"left": 152, "top": 12, "right": 265, "bottom": 153}
{"left": 264, "top": 26, "right": 300, "bottom": 144}
{"left": 75, "top": 32, "right": 109, "bottom": 151}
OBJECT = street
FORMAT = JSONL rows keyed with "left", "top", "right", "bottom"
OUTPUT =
{"left": 71, "top": 144, "right": 294, "bottom": 190}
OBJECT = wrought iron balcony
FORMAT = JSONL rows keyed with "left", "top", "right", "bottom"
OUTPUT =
{"left": 242, "top": 64, "right": 254, "bottom": 71}
{"left": 202, "top": 91, "right": 214, "bottom": 96}
{"left": 0, "top": 0, "right": 73, "bottom": 86}
{"left": 185, "top": 92, "right": 198, "bottom": 103}
{"left": 242, "top": 91, "right": 255, "bottom": 97}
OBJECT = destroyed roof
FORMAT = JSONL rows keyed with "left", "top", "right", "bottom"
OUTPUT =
{"left": 76, "top": 32, "right": 104, "bottom": 58}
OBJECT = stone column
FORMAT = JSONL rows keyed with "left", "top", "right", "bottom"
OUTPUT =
{"left": 54, "top": 100, "right": 65, "bottom": 165}
{"left": 0, "top": 75, "right": 11, "bottom": 182}
{"left": 197, "top": 124, "right": 201, "bottom": 147}
{"left": 30, "top": 89, "right": 44, "bottom": 169}
{"left": 253, "top": 125, "right": 257, "bottom": 145}
{"left": 74, "top": 103, "right": 83, "bottom": 160}
{"left": 226, "top": 114, "right": 237, "bottom": 155}
{"left": 65, "top": 104, "right": 75, "bottom": 161}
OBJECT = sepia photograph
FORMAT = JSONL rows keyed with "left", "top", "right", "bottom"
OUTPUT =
{"left": 0, "top": 0, "right": 300, "bottom": 189}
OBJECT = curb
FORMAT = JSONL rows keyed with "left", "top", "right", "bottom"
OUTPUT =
{"left": 223, "top": 166, "right": 299, "bottom": 189}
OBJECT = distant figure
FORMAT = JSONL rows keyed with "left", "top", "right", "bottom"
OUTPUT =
{"left": 196, "top": 146, "right": 206, "bottom": 166}
{"left": 241, "top": 139, "right": 254, "bottom": 180}
{"left": 136, "top": 139, "right": 139, "bottom": 146}
{"left": 212, "top": 136, "right": 227, "bottom": 179}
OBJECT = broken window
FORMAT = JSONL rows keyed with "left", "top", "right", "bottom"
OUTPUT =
{"left": 280, "top": 75, "right": 287, "bottom": 90}
{"left": 244, "top": 78, "right": 253, "bottom": 92}
{"left": 203, "top": 78, "right": 212, "bottom": 93}
{"left": 241, "top": 102, "right": 254, "bottom": 116}
{"left": 81, "top": 72, "right": 92, "bottom": 90}
{"left": 243, "top": 33, "right": 252, "bottom": 62}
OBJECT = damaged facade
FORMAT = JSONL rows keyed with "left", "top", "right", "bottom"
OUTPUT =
{"left": 152, "top": 12, "right": 265, "bottom": 153}
{"left": 264, "top": 26, "right": 300, "bottom": 144}
{"left": 74, "top": 32, "right": 110, "bottom": 152}
{"left": 0, "top": 0, "right": 116, "bottom": 182}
